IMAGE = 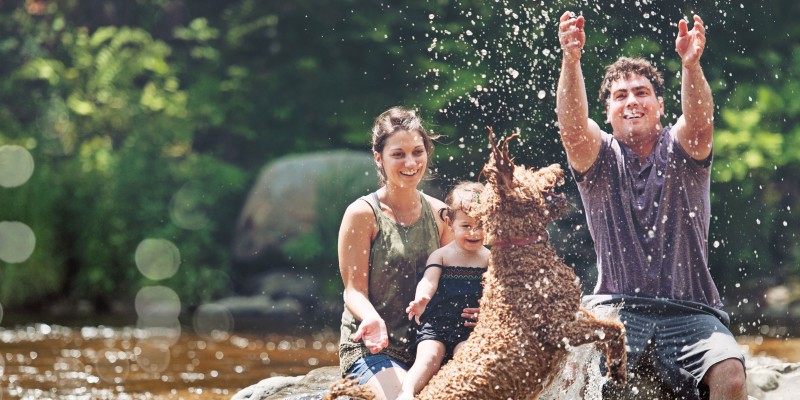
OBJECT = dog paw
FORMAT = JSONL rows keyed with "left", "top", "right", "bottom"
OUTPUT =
{"left": 606, "top": 360, "right": 627, "bottom": 387}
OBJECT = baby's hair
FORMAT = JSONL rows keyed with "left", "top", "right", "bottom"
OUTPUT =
{"left": 442, "top": 181, "right": 485, "bottom": 221}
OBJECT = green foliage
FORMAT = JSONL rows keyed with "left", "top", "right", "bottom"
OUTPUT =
{"left": 709, "top": 41, "right": 800, "bottom": 287}
{"left": 0, "top": 163, "right": 64, "bottom": 304}
{"left": 0, "top": 3, "right": 246, "bottom": 307}
{"left": 0, "top": 0, "right": 798, "bottom": 312}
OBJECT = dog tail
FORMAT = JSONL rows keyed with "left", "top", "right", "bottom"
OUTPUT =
{"left": 322, "top": 376, "right": 377, "bottom": 400}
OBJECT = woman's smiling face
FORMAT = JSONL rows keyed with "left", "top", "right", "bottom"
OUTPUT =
{"left": 374, "top": 130, "right": 428, "bottom": 189}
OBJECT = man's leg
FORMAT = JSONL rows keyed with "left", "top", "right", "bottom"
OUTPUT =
{"left": 703, "top": 358, "right": 747, "bottom": 400}
{"left": 654, "top": 311, "right": 747, "bottom": 400}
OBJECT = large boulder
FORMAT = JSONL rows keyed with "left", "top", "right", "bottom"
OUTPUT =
{"left": 232, "top": 149, "right": 444, "bottom": 262}
{"left": 232, "top": 150, "right": 378, "bottom": 262}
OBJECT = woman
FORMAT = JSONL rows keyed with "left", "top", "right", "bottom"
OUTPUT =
{"left": 337, "top": 107, "right": 453, "bottom": 400}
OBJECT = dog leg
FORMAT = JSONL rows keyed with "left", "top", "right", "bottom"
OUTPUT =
{"left": 559, "top": 309, "right": 627, "bottom": 386}
{"left": 322, "top": 377, "right": 377, "bottom": 400}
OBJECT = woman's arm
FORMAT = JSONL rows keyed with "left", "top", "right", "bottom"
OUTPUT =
{"left": 338, "top": 200, "right": 387, "bottom": 353}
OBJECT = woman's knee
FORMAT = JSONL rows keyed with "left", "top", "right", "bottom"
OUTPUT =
{"left": 367, "top": 366, "right": 406, "bottom": 400}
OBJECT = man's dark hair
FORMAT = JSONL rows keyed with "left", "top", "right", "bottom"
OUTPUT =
{"left": 598, "top": 57, "right": 665, "bottom": 106}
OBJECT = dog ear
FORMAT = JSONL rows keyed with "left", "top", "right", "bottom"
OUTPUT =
{"left": 481, "top": 127, "right": 518, "bottom": 196}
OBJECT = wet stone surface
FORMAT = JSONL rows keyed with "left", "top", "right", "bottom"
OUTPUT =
{"left": 232, "top": 338, "right": 800, "bottom": 400}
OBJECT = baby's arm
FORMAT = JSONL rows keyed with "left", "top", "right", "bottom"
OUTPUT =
{"left": 406, "top": 251, "right": 444, "bottom": 324}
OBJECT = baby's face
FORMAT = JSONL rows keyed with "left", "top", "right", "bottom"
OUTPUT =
{"left": 450, "top": 210, "right": 484, "bottom": 252}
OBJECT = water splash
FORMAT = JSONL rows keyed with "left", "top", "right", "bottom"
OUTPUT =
{"left": 539, "top": 303, "right": 623, "bottom": 399}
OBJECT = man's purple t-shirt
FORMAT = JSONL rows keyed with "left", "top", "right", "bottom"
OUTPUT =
{"left": 573, "top": 126, "right": 723, "bottom": 309}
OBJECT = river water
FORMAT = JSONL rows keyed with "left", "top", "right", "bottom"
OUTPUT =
{"left": 0, "top": 324, "right": 338, "bottom": 400}
{"left": 0, "top": 324, "right": 797, "bottom": 399}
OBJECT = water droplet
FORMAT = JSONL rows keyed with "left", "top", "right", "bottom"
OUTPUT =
{"left": 170, "top": 184, "right": 211, "bottom": 230}
{"left": 595, "top": 330, "right": 606, "bottom": 340}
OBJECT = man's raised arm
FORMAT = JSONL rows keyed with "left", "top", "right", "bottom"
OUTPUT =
{"left": 673, "top": 15, "right": 714, "bottom": 161}
{"left": 556, "top": 11, "right": 601, "bottom": 174}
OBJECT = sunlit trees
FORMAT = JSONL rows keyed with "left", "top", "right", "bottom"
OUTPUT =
{"left": 0, "top": 0, "right": 797, "bottom": 316}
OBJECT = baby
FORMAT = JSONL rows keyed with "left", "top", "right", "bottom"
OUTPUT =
{"left": 398, "top": 181, "right": 489, "bottom": 399}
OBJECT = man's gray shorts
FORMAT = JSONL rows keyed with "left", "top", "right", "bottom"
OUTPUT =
{"left": 584, "top": 295, "right": 745, "bottom": 399}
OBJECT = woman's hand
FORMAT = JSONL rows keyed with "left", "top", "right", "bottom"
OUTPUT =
{"left": 353, "top": 315, "right": 389, "bottom": 354}
{"left": 461, "top": 307, "right": 480, "bottom": 328}
{"left": 406, "top": 296, "right": 431, "bottom": 325}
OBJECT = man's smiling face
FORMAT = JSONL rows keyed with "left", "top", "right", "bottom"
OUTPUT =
{"left": 605, "top": 73, "right": 664, "bottom": 147}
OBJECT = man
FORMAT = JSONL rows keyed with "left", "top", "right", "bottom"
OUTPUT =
{"left": 555, "top": 11, "right": 748, "bottom": 400}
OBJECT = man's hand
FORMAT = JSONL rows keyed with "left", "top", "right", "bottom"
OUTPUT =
{"left": 461, "top": 307, "right": 480, "bottom": 328}
{"left": 559, "top": 11, "right": 585, "bottom": 62}
{"left": 676, "top": 15, "right": 706, "bottom": 67}
{"left": 353, "top": 315, "right": 389, "bottom": 354}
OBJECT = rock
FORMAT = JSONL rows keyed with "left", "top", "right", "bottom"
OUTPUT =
{"left": 232, "top": 149, "right": 443, "bottom": 262}
{"left": 231, "top": 375, "right": 304, "bottom": 400}
{"left": 259, "top": 270, "right": 320, "bottom": 307}
{"left": 746, "top": 356, "right": 800, "bottom": 400}
{"left": 207, "top": 294, "right": 306, "bottom": 333}
{"left": 232, "top": 150, "right": 378, "bottom": 262}
{"left": 209, "top": 269, "right": 340, "bottom": 333}
{"left": 231, "top": 357, "right": 800, "bottom": 400}
{"left": 232, "top": 366, "right": 340, "bottom": 400}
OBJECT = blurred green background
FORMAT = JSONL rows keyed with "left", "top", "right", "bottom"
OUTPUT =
{"left": 0, "top": 0, "right": 797, "bottom": 330}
